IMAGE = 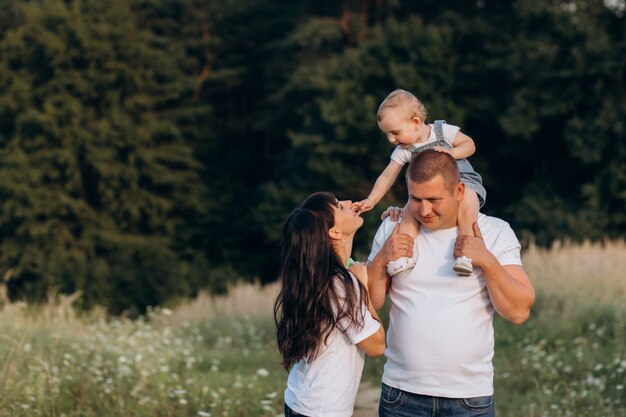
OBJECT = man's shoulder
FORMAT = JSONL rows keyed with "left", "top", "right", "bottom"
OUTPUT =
{"left": 374, "top": 217, "right": 399, "bottom": 240}
{"left": 478, "top": 214, "right": 522, "bottom": 263}
{"left": 477, "top": 213, "right": 518, "bottom": 246}
{"left": 478, "top": 213, "right": 511, "bottom": 230}
{"left": 368, "top": 217, "right": 399, "bottom": 262}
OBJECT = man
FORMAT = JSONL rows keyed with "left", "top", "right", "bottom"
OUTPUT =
{"left": 367, "top": 149, "right": 535, "bottom": 417}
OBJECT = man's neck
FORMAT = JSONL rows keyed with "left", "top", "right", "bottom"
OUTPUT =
{"left": 420, "top": 222, "right": 458, "bottom": 233}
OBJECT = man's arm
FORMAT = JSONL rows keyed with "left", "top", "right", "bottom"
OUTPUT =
{"left": 455, "top": 222, "right": 535, "bottom": 324}
{"left": 486, "top": 264, "right": 535, "bottom": 324}
{"left": 367, "top": 251, "right": 390, "bottom": 311}
{"left": 366, "top": 222, "right": 414, "bottom": 310}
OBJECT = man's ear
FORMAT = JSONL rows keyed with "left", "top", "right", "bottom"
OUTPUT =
{"left": 328, "top": 228, "right": 342, "bottom": 241}
{"left": 455, "top": 182, "right": 465, "bottom": 202}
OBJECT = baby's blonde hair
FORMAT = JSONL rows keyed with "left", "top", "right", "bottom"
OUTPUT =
{"left": 377, "top": 89, "right": 428, "bottom": 122}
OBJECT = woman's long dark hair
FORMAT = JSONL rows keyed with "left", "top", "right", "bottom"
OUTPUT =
{"left": 274, "top": 192, "right": 367, "bottom": 370}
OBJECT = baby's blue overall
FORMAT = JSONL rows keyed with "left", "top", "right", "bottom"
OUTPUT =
{"left": 409, "top": 120, "right": 487, "bottom": 207}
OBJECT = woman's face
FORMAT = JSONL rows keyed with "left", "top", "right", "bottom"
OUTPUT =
{"left": 332, "top": 199, "right": 363, "bottom": 236}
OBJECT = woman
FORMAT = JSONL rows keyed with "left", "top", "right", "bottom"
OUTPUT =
{"left": 274, "top": 192, "right": 386, "bottom": 417}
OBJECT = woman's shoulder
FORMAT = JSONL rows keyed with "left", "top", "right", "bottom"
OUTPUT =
{"left": 332, "top": 271, "right": 360, "bottom": 294}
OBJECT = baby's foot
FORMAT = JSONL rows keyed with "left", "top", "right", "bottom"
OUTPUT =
{"left": 386, "top": 256, "right": 415, "bottom": 276}
{"left": 453, "top": 256, "right": 473, "bottom": 276}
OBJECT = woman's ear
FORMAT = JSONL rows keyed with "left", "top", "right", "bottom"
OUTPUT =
{"left": 328, "top": 228, "right": 342, "bottom": 241}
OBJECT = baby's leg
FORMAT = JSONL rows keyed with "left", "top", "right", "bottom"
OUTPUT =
{"left": 397, "top": 201, "right": 419, "bottom": 239}
{"left": 386, "top": 202, "right": 419, "bottom": 276}
{"left": 453, "top": 188, "right": 480, "bottom": 276}
{"left": 458, "top": 188, "right": 480, "bottom": 236}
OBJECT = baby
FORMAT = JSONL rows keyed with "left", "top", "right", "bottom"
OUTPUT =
{"left": 353, "top": 89, "right": 487, "bottom": 276}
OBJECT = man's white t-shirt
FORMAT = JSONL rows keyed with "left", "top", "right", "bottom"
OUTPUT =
{"left": 368, "top": 214, "right": 521, "bottom": 398}
{"left": 390, "top": 123, "right": 460, "bottom": 165}
{"left": 284, "top": 273, "right": 381, "bottom": 417}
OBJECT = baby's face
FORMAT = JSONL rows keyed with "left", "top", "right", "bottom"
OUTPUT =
{"left": 378, "top": 111, "right": 420, "bottom": 148}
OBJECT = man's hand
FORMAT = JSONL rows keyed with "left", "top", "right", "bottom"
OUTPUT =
{"left": 367, "top": 222, "right": 415, "bottom": 310}
{"left": 380, "top": 206, "right": 403, "bottom": 222}
{"left": 455, "top": 222, "right": 535, "bottom": 324}
{"left": 454, "top": 222, "right": 497, "bottom": 269}
{"left": 379, "top": 223, "right": 414, "bottom": 266}
{"left": 352, "top": 199, "right": 374, "bottom": 214}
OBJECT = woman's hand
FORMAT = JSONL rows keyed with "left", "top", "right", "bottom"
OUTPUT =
{"left": 380, "top": 206, "right": 403, "bottom": 222}
{"left": 349, "top": 262, "right": 369, "bottom": 287}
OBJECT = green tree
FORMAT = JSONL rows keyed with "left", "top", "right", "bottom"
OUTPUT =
{"left": 257, "top": 11, "right": 468, "bottom": 253}
{"left": 258, "top": 0, "right": 626, "bottom": 257}
{"left": 0, "top": 0, "right": 209, "bottom": 313}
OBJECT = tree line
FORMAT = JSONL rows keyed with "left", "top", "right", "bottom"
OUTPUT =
{"left": 0, "top": 0, "right": 624, "bottom": 313}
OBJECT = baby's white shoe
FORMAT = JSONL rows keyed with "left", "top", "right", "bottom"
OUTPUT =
{"left": 386, "top": 256, "right": 415, "bottom": 276}
{"left": 453, "top": 256, "right": 473, "bottom": 276}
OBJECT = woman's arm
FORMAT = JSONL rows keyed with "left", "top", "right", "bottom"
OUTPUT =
{"left": 357, "top": 297, "right": 386, "bottom": 357}
{"left": 350, "top": 263, "right": 386, "bottom": 357}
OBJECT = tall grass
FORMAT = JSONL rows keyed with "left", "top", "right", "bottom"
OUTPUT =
{"left": 493, "top": 241, "right": 626, "bottom": 417}
{"left": 0, "top": 283, "right": 284, "bottom": 417}
{"left": 0, "top": 242, "right": 624, "bottom": 416}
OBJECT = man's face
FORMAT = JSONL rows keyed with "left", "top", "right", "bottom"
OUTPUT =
{"left": 407, "top": 175, "right": 463, "bottom": 231}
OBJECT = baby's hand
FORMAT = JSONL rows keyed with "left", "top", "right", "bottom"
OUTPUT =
{"left": 432, "top": 147, "right": 452, "bottom": 155}
{"left": 349, "top": 262, "right": 368, "bottom": 287}
{"left": 352, "top": 199, "right": 374, "bottom": 214}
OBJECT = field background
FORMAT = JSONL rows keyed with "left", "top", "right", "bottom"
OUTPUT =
{"left": 1, "top": 2, "right": 625, "bottom": 415}
{"left": 1, "top": 241, "right": 624, "bottom": 417}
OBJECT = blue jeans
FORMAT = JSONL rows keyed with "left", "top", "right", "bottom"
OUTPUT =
{"left": 284, "top": 404, "right": 307, "bottom": 417}
{"left": 379, "top": 383, "right": 494, "bottom": 417}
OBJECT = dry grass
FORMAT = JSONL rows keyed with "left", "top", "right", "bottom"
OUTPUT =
{"left": 170, "top": 281, "right": 279, "bottom": 323}
{"left": 523, "top": 240, "right": 626, "bottom": 311}
{"left": 172, "top": 240, "right": 626, "bottom": 322}
{"left": 168, "top": 237, "right": 626, "bottom": 322}
{"left": 2, "top": 240, "right": 624, "bottom": 324}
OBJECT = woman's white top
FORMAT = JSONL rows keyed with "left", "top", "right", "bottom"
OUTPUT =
{"left": 284, "top": 273, "right": 381, "bottom": 417}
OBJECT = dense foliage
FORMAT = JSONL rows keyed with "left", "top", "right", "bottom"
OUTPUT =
{"left": 0, "top": 0, "right": 624, "bottom": 312}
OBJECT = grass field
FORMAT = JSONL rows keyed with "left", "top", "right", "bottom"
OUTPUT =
{"left": 0, "top": 241, "right": 624, "bottom": 416}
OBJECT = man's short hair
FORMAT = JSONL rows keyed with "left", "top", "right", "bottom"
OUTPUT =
{"left": 406, "top": 149, "right": 460, "bottom": 193}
